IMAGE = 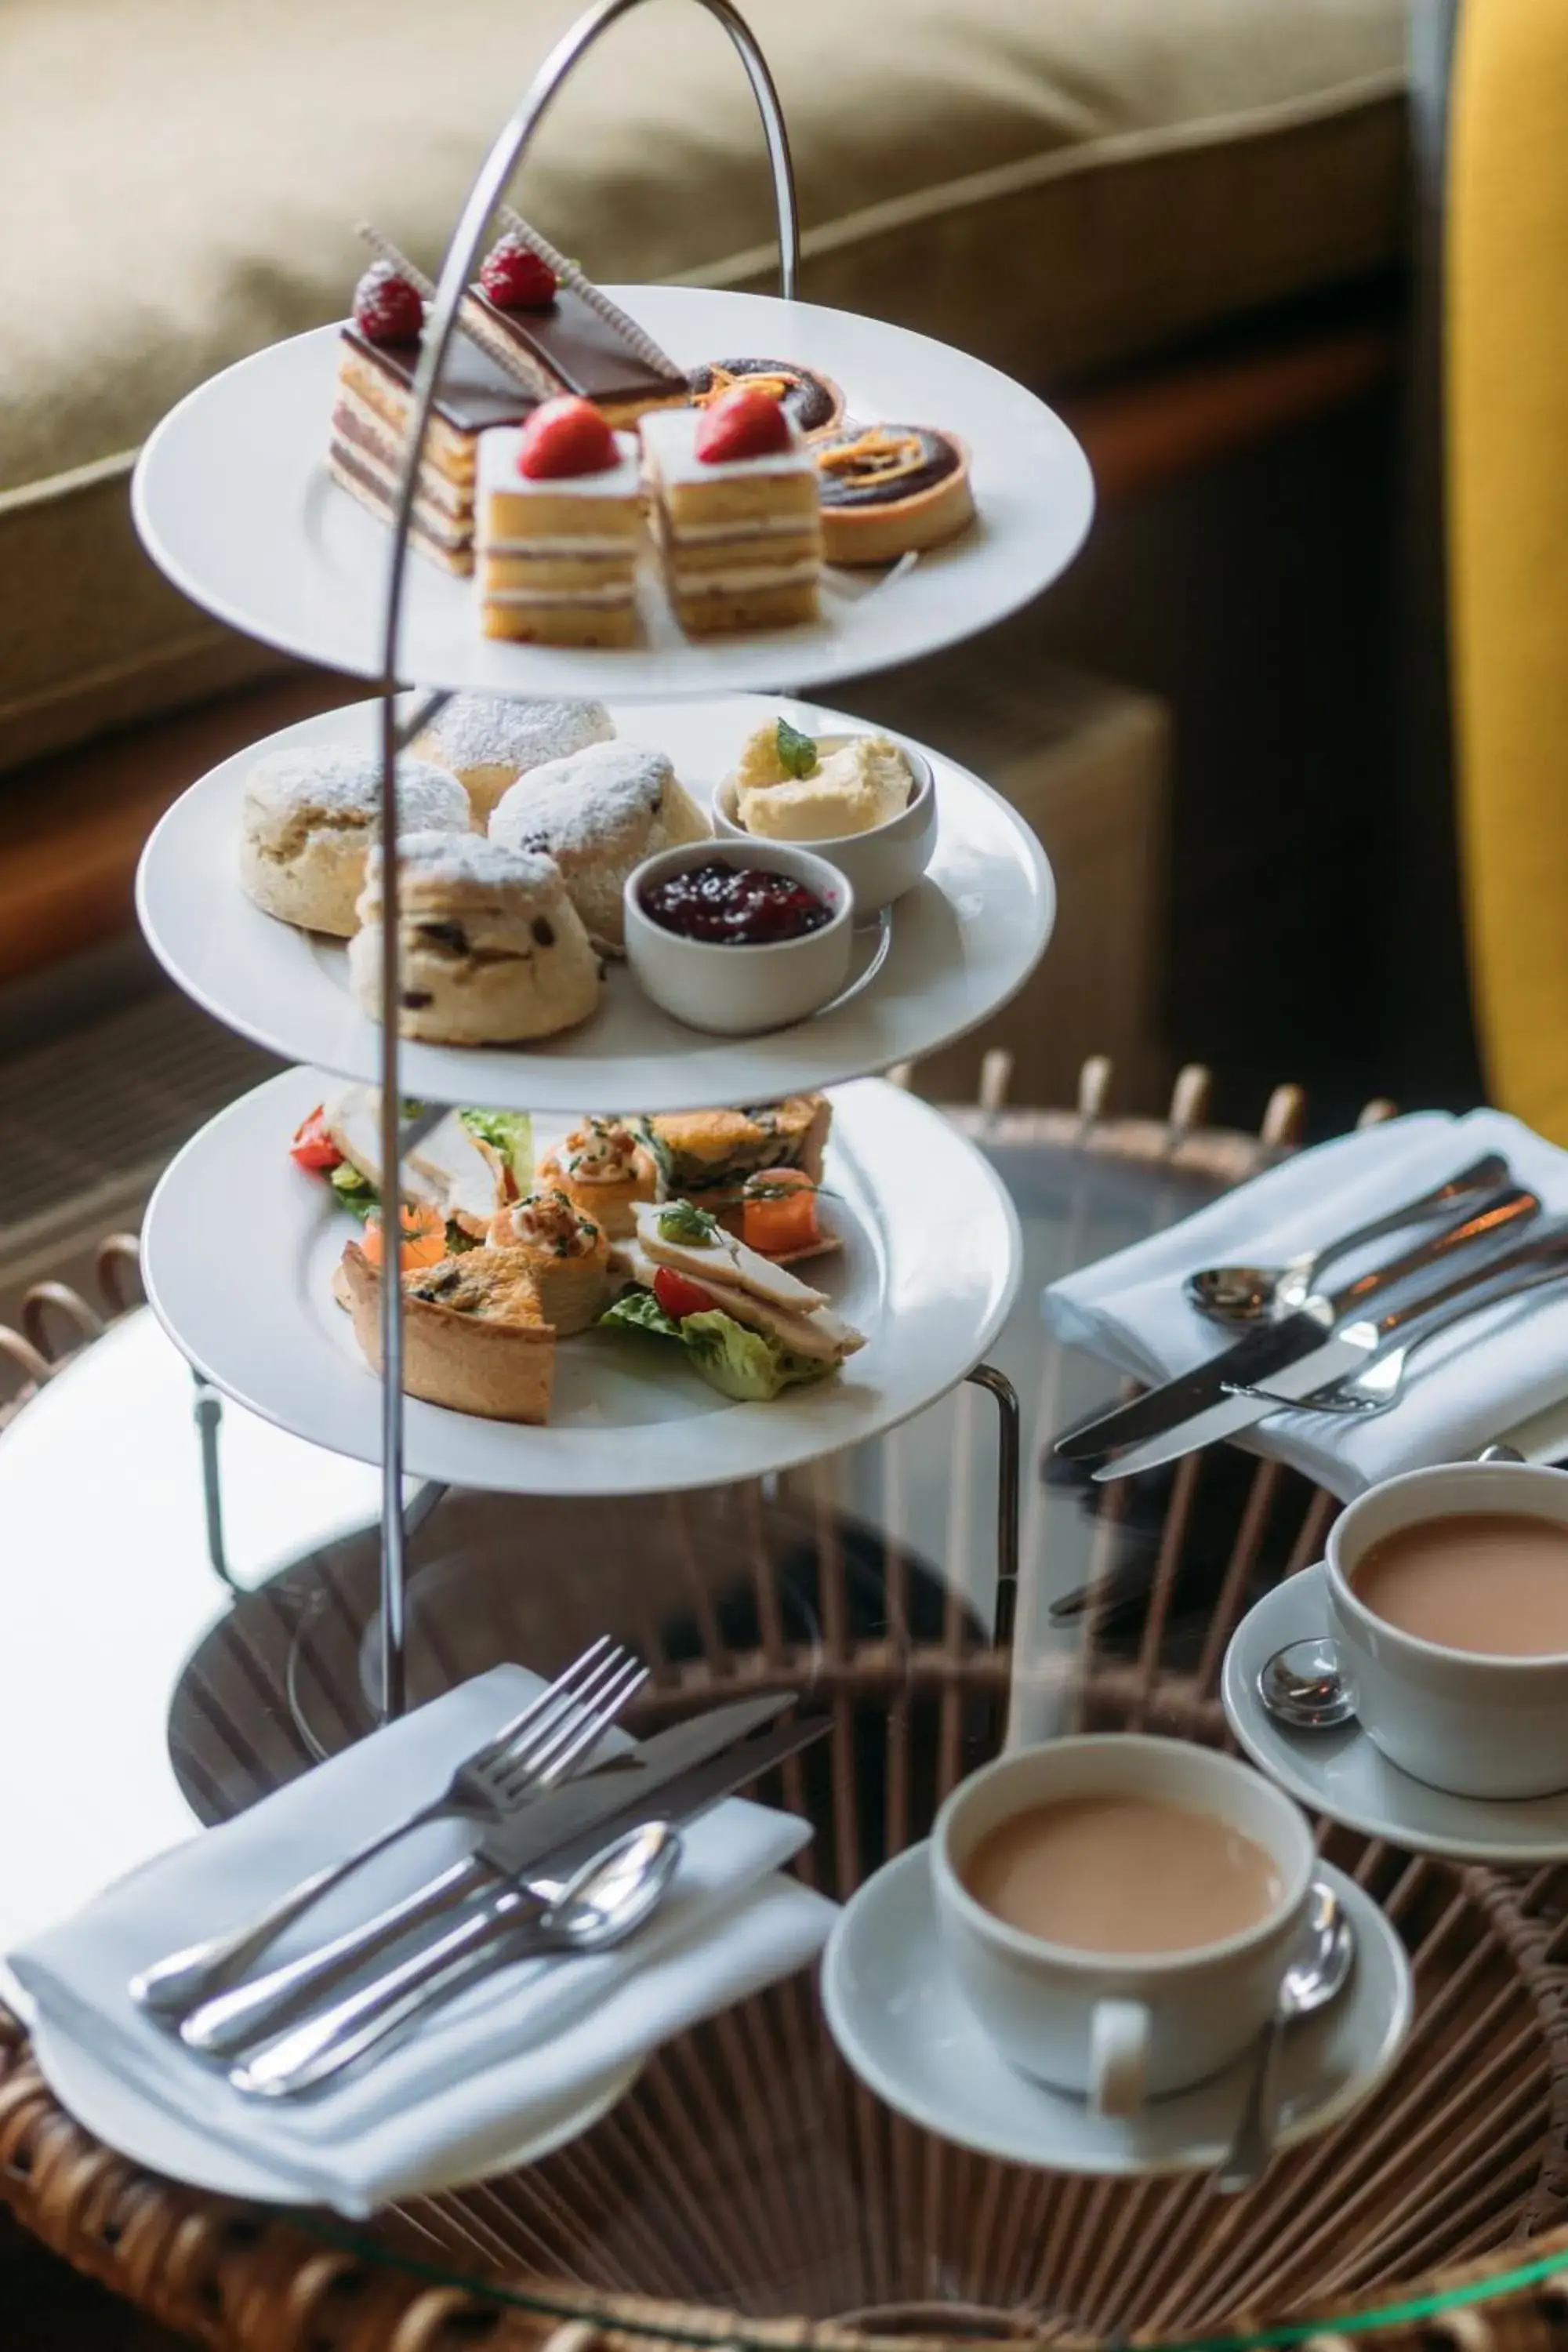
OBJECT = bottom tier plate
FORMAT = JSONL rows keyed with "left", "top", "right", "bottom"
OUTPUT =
{"left": 140, "top": 1071, "right": 1020, "bottom": 1496}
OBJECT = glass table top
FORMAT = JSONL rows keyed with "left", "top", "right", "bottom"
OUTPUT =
{"left": 2, "top": 1111, "right": 1563, "bottom": 2347}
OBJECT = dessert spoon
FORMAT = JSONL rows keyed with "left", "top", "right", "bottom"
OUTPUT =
{"left": 1183, "top": 1152, "right": 1511, "bottom": 1329}
{"left": 1214, "top": 1882, "right": 1354, "bottom": 2192}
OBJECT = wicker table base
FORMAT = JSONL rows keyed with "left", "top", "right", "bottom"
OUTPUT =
{"left": 8, "top": 1062, "right": 1568, "bottom": 2351}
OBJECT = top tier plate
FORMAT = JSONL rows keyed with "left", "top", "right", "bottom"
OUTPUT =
{"left": 132, "top": 288, "right": 1094, "bottom": 699}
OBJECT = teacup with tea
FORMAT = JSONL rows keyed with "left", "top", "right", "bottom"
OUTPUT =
{"left": 1325, "top": 1460, "right": 1568, "bottom": 1799}
{"left": 931, "top": 1736, "right": 1314, "bottom": 2114}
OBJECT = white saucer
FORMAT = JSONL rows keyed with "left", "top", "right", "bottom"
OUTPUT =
{"left": 1223, "top": 1562, "right": 1568, "bottom": 1863}
{"left": 31, "top": 2009, "right": 641, "bottom": 2204}
{"left": 819, "top": 1844, "right": 1411, "bottom": 2178}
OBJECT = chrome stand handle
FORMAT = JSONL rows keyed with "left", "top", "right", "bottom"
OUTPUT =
{"left": 372, "top": 0, "right": 800, "bottom": 1722}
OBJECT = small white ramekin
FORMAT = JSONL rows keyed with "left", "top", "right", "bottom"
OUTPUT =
{"left": 711, "top": 733, "right": 936, "bottom": 912}
{"left": 624, "top": 839, "right": 855, "bottom": 1036}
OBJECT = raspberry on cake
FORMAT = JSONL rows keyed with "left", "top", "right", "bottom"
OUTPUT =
{"left": 328, "top": 255, "right": 539, "bottom": 576}
{"left": 475, "top": 398, "right": 643, "bottom": 648}
{"left": 466, "top": 215, "right": 689, "bottom": 428}
{"left": 641, "top": 390, "right": 822, "bottom": 637}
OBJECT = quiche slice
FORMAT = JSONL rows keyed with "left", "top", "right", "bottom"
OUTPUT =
{"left": 339, "top": 1241, "right": 555, "bottom": 1424}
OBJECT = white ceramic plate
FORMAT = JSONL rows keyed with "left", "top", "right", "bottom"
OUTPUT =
{"left": 820, "top": 1846, "right": 1412, "bottom": 2178}
{"left": 31, "top": 2016, "right": 640, "bottom": 2205}
{"left": 140, "top": 1069, "right": 1021, "bottom": 1497}
{"left": 131, "top": 292, "right": 1094, "bottom": 699}
{"left": 1222, "top": 1563, "right": 1568, "bottom": 1863}
{"left": 135, "top": 693, "right": 1054, "bottom": 1116}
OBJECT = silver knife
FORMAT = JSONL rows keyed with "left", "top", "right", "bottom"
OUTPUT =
{"left": 179, "top": 1689, "right": 793, "bottom": 2059}
{"left": 231, "top": 1710, "right": 830, "bottom": 2097}
{"left": 1054, "top": 1182, "right": 1539, "bottom": 1463}
{"left": 1092, "top": 1212, "right": 1568, "bottom": 1482}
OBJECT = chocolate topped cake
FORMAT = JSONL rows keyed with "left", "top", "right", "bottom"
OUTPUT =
{"left": 468, "top": 222, "right": 688, "bottom": 427}
{"left": 328, "top": 255, "right": 542, "bottom": 575}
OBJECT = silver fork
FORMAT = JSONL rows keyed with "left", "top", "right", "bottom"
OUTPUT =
{"left": 131, "top": 1637, "right": 646, "bottom": 2020}
{"left": 1224, "top": 1219, "right": 1568, "bottom": 1417}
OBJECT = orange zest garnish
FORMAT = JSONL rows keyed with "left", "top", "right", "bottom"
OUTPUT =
{"left": 816, "top": 428, "right": 927, "bottom": 489}
{"left": 364, "top": 1202, "right": 446, "bottom": 1271}
{"left": 694, "top": 364, "right": 798, "bottom": 408}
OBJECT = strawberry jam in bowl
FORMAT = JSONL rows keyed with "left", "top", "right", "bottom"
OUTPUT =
{"left": 623, "top": 841, "right": 854, "bottom": 1036}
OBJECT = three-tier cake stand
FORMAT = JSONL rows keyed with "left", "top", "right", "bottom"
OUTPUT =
{"left": 129, "top": 0, "right": 1094, "bottom": 1722}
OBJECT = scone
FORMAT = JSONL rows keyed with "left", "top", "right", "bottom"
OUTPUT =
{"left": 410, "top": 693, "right": 615, "bottom": 824}
{"left": 485, "top": 1189, "right": 612, "bottom": 1334}
{"left": 488, "top": 740, "right": 708, "bottom": 951}
{"left": 348, "top": 831, "right": 603, "bottom": 1044}
{"left": 339, "top": 1241, "right": 556, "bottom": 1422}
{"left": 536, "top": 1116, "right": 655, "bottom": 1240}
{"left": 239, "top": 747, "right": 470, "bottom": 936}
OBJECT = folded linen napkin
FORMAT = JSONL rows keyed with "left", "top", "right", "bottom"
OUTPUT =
{"left": 1045, "top": 1109, "right": 1568, "bottom": 1497}
{"left": 9, "top": 1667, "right": 835, "bottom": 2215}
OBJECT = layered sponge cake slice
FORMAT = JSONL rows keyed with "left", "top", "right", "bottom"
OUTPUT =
{"left": 476, "top": 399, "right": 642, "bottom": 648}
{"left": 641, "top": 390, "right": 822, "bottom": 636}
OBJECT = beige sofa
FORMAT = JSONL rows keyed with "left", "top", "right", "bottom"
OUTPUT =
{"left": 1, "top": 0, "right": 1406, "bottom": 772}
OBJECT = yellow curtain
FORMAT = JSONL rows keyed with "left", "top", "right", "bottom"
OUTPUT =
{"left": 1448, "top": 0, "right": 1568, "bottom": 1138}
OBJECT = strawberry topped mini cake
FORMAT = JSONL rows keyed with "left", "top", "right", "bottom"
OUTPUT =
{"left": 641, "top": 387, "right": 822, "bottom": 636}
{"left": 476, "top": 397, "right": 642, "bottom": 647}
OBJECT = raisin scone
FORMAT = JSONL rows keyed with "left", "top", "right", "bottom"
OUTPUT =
{"left": 488, "top": 740, "right": 707, "bottom": 951}
{"left": 410, "top": 692, "right": 615, "bottom": 824}
{"left": 348, "top": 831, "right": 603, "bottom": 1044}
{"left": 239, "top": 746, "right": 470, "bottom": 935}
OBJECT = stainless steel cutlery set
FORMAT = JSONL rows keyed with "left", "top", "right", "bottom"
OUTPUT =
{"left": 130, "top": 1637, "right": 826, "bottom": 2099}
{"left": 1054, "top": 1152, "right": 1568, "bottom": 1477}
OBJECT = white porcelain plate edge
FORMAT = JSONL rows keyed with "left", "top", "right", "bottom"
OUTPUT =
{"left": 131, "top": 293, "right": 1094, "bottom": 699}
{"left": 29, "top": 2011, "right": 641, "bottom": 2206}
{"left": 139, "top": 1068, "right": 1022, "bottom": 1497}
{"left": 134, "top": 691, "right": 1054, "bottom": 1115}
{"left": 1222, "top": 1563, "right": 1568, "bottom": 1863}
{"left": 820, "top": 1845, "right": 1412, "bottom": 2178}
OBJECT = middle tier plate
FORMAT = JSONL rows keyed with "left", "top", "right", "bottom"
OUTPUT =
{"left": 140, "top": 1070, "right": 1021, "bottom": 1496}
{"left": 136, "top": 693, "right": 1054, "bottom": 1114}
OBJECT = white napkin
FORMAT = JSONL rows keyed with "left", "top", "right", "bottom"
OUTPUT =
{"left": 1046, "top": 1109, "right": 1568, "bottom": 1497}
{"left": 9, "top": 1668, "right": 836, "bottom": 2215}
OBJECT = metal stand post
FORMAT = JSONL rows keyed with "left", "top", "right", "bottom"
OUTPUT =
{"left": 372, "top": 0, "right": 800, "bottom": 1720}
{"left": 966, "top": 1362, "right": 1021, "bottom": 1650}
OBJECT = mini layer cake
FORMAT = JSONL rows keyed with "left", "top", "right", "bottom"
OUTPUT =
{"left": 468, "top": 227, "right": 688, "bottom": 429}
{"left": 328, "top": 261, "right": 537, "bottom": 575}
{"left": 642, "top": 389, "right": 822, "bottom": 637}
{"left": 476, "top": 398, "right": 642, "bottom": 648}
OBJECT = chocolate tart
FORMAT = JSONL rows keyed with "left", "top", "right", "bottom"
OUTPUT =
{"left": 687, "top": 358, "right": 845, "bottom": 437}
{"left": 814, "top": 423, "right": 975, "bottom": 564}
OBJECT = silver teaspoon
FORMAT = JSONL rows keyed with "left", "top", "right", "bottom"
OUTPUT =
{"left": 1214, "top": 1882, "right": 1355, "bottom": 2193}
{"left": 1183, "top": 1152, "right": 1512, "bottom": 1330}
{"left": 1258, "top": 1636, "right": 1356, "bottom": 1730}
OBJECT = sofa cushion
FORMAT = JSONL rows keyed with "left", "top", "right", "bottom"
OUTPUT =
{"left": 0, "top": 0, "right": 1407, "bottom": 767}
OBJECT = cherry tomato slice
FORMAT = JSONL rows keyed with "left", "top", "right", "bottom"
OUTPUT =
{"left": 653, "top": 1265, "right": 714, "bottom": 1323}
{"left": 290, "top": 1106, "right": 343, "bottom": 1171}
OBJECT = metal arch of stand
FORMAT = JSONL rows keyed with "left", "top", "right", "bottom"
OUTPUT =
{"left": 350, "top": 0, "right": 1019, "bottom": 1722}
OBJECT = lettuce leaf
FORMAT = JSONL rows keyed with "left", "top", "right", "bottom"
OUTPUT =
{"left": 598, "top": 1288, "right": 833, "bottom": 1403}
{"left": 328, "top": 1162, "right": 379, "bottom": 1221}
{"left": 459, "top": 1108, "right": 534, "bottom": 1189}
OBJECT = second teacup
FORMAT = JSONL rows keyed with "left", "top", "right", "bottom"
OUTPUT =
{"left": 1327, "top": 1460, "right": 1568, "bottom": 1799}
{"left": 931, "top": 1736, "right": 1314, "bottom": 2116}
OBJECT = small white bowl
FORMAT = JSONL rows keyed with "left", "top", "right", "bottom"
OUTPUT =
{"left": 624, "top": 840, "right": 855, "bottom": 1036}
{"left": 712, "top": 732, "right": 937, "bottom": 911}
